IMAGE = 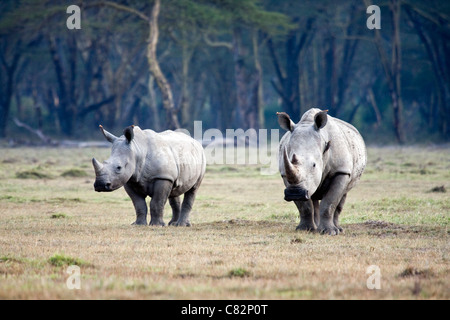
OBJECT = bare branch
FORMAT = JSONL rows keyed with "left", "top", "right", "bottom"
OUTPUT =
{"left": 85, "top": 1, "right": 150, "bottom": 22}
{"left": 13, "top": 117, "right": 54, "bottom": 144}
{"left": 203, "top": 34, "right": 233, "bottom": 50}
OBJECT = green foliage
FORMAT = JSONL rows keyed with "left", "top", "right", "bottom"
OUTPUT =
{"left": 0, "top": 0, "right": 448, "bottom": 142}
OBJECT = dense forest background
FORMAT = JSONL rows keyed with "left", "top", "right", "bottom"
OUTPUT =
{"left": 0, "top": 0, "right": 449, "bottom": 144}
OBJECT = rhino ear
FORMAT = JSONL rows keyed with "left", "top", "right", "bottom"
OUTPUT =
{"left": 314, "top": 110, "right": 328, "bottom": 130}
{"left": 123, "top": 125, "right": 134, "bottom": 144}
{"left": 277, "top": 112, "right": 295, "bottom": 132}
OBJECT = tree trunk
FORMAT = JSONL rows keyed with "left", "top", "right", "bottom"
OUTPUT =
{"left": 406, "top": 5, "right": 450, "bottom": 137}
{"left": 0, "top": 43, "right": 21, "bottom": 137}
{"left": 267, "top": 18, "right": 314, "bottom": 121}
{"left": 367, "top": 0, "right": 406, "bottom": 143}
{"left": 147, "top": 0, "right": 180, "bottom": 130}
{"left": 390, "top": 0, "right": 406, "bottom": 144}
{"left": 252, "top": 30, "right": 264, "bottom": 128}
{"left": 232, "top": 27, "right": 259, "bottom": 130}
{"left": 48, "top": 36, "right": 74, "bottom": 136}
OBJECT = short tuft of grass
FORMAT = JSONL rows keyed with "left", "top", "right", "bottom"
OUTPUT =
{"left": 50, "top": 213, "right": 67, "bottom": 219}
{"left": 228, "top": 267, "right": 251, "bottom": 278}
{"left": 16, "top": 169, "right": 52, "bottom": 179}
{"left": 399, "top": 267, "right": 434, "bottom": 279}
{"left": 47, "top": 253, "right": 88, "bottom": 267}
{"left": 61, "top": 168, "right": 88, "bottom": 178}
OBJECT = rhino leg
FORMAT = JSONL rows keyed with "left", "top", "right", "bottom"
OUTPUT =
{"left": 124, "top": 185, "right": 148, "bottom": 225}
{"left": 294, "top": 199, "right": 317, "bottom": 231}
{"left": 333, "top": 193, "right": 347, "bottom": 233}
{"left": 313, "top": 199, "right": 320, "bottom": 227}
{"left": 318, "top": 174, "right": 350, "bottom": 235}
{"left": 168, "top": 196, "right": 181, "bottom": 226}
{"left": 149, "top": 179, "right": 173, "bottom": 226}
{"left": 174, "top": 187, "right": 198, "bottom": 227}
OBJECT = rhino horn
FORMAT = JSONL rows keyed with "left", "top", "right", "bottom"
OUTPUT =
{"left": 92, "top": 158, "right": 104, "bottom": 175}
{"left": 99, "top": 125, "right": 118, "bottom": 143}
{"left": 283, "top": 147, "right": 300, "bottom": 184}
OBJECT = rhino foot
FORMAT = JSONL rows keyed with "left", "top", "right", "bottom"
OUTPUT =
{"left": 318, "top": 223, "right": 340, "bottom": 236}
{"left": 296, "top": 222, "right": 317, "bottom": 232}
{"left": 149, "top": 219, "right": 165, "bottom": 227}
{"left": 132, "top": 220, "right": 148, "bottom": 226}
{"left": 173, "top": 220, "right": 191, "bottom": 227}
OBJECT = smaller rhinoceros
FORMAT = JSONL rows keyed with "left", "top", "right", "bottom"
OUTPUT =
{"left": 92, "top": 125, "right": 206, "bottom": 226}
{"left": 277, "top": 108, "right": 366, "bottom": 235}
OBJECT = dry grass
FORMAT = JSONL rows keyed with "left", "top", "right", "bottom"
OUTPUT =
{"left": 0, "top": 146, "right": 448, "bottom": 299}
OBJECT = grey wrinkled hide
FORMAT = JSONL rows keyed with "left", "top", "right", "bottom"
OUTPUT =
{"left": 278, "top": 108, "right": 366, "bottom": 235}
{"left": 92, "top": 125, "right": 206, "bottom": 227}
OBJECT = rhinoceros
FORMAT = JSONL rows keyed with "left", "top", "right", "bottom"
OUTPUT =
{"left": 277, "top": 108, "right": 366, "bottom": 235}
{"left": 92, "top": 125, "right": 206, "bottom": 227}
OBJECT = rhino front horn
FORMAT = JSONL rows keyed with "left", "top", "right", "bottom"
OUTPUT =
{"left": 283, "top": 147, "right": 300, "bottom": 184}
{"left": 92, "top": 158, "right": 104, "bottom": 174}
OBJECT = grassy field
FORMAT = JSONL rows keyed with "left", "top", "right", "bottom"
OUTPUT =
{"left": 0, "top": 146, "right": 448, "bottom": 299}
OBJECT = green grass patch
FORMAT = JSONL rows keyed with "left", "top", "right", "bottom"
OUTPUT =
{"left": 16, "top": 169, "right": 53, "bottom": 179}
{"left": 228, "top": 267, "right": 251, "bottom": 278}
{"left": 48, "top": 253, "right": 89, "bottom": 267}
{"left": 61, "top": 168, "right": 88, "bottom": 177}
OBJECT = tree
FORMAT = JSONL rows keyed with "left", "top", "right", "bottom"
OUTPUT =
{"left": 405, "top": 2, "right": 450, "bottom": 138}
{"left": 365, "top": 0, "right": 406, "bottom": 143}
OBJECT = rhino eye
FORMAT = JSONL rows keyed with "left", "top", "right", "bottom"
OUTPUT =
{"left": 313, "top": 163, "right": 316, "bottom": 168}
{"left": 116, "top": 166, "right": 122, "bottom": 171}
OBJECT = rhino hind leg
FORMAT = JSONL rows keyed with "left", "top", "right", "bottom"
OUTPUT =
{"left": 168, "top": 196, "right": 181, "bottom": 226}
{"left": 333, "top": 193, "right": 347, "bottom": 233}
{"left": 294, "top": 199, "right": 317, "bottom": 231}
{"left": 149, "top": 179, "right": 173, "bottom": 226}
{"left": 173, "top": 187, "right": 198, "bottom": 227}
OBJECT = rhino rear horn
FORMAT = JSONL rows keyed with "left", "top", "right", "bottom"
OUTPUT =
{"left": 99, "top": 125, "right": 118, "bottom": 143}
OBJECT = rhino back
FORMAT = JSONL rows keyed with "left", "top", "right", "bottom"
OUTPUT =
{"left": 141, "top": 130, "right": 206, "bottom": 195}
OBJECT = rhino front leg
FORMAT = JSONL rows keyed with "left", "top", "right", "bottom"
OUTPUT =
{"left": 168, "top": 196, "right": 181, "bottom": 226}
{"left": 294, "top": 199, "right": 317, "bottom": 231}
{"left": 124, "top": 185, "right": 148, "bottom": 225}
{"left": 313, "top": 199, "right": 320, "bottom": 227}
{"left": 318, "top": 174, "right": 350, "bottom": 235}
{"left": 149, "top": 179, "right": 173, "bottom": 226}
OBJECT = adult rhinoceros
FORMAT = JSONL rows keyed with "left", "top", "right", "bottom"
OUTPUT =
{"left": 92, "top": 125, "right": 206, "bottom": 227}
{"left": 277, "top": 108, "right": 366, "bottom": 235}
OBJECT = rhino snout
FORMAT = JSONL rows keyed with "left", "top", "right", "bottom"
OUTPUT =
{"left": 284, "top": 187, "right": 309, "bottom": 202}
{"left": 94, "top": 180, "right": 113, "bottom": 192}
